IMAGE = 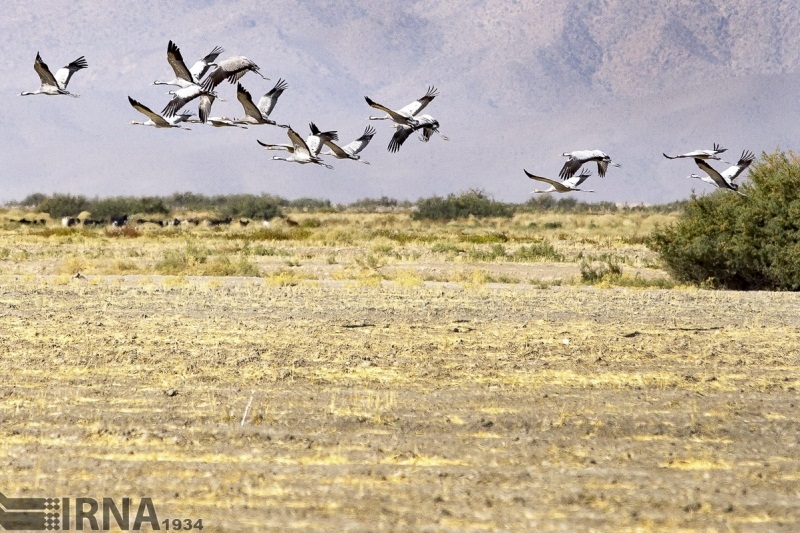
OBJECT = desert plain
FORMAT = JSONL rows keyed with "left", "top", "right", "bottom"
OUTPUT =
{"left": 0, "top": 210, "right": 798, "bottom": 531}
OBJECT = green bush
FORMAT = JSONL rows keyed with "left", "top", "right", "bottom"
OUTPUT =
{"left": 218, "top": 195, "right": 282, "bottom": 220}
{"left": 164, "top": 192, "right": 285, "bottom": 219}
{"left": 412, "top": 190, "right": 515, "bottom": 221}
{"left": 649, "top": 150, "right": 800, "bottom": 290}
{"left": 37, "top": 194, "right": 91, "bottom": 218}
{"left": 91, "top": 196, "right": 169, "bottom": 218}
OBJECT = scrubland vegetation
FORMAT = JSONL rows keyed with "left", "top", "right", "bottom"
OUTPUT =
{"left": 0, "top": 194, "right": 678, "bottom": 288}
{"left": 3, "top": 153, "right": 800, "bottom": 530}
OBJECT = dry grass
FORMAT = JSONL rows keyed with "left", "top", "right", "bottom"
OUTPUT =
{"left": 0, "top": 211, "right": 670, "bottom": 287}
{"left": 1, "top": 213, "right": 798, "bottom": 531}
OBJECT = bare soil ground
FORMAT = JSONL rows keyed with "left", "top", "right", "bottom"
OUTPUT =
{"left": 1, "top": 275, "right": 799, "bottom": 531}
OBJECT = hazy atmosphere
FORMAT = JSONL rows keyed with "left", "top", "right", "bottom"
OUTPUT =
{"left": 3, "top": 0, "right": 800, "bottom": 204}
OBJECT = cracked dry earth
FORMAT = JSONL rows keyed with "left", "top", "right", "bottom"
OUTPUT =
{"left": 0, "top": 276, "right": 799, "bottom": 531}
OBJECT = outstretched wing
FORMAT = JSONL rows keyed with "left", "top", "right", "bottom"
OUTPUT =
{"left": 190, "top": 45, "right": 224, "bottom": 81}
{"left": 365, "top": 96, "right": 413, "bottom": 124}
{"left": 559, "top": 157, "right": 585, "bottom": 180}
{"left": 197, "top": 93, "right": 216, "bottom": 124}
{"left": 257, "top": 78, "right": 288, "bottom": 117}
{"left": 694, "top": 158, "right": 732, "bottom": 189}
{"left": 307, "top": 122, "right": 338, "bottom": 155}
{"left": 322, "top": 139, "right": 351, "bottom": 159}
{"left": 596, "top": 159, "right": 610, "bottom": 178}
{"left": 287, "top": 128, "right": 312, "bottom": 157}
{"left": 236, "top": 83, "right": 263, "bottom": 121}
{"left": 33, "top": 53, "right": 58, "bottom": 87}
{"left": 54, "top": 56, "right": 88, "bottom": 89}
{"left": 568, "top": 169, "right": 593, "bottom": 187}
{"left": 257, "top": 139, "right": 294, "bottom": 153}
{"left": 207, "top": 56, "right": 263, "bottom": 86}
{"left": 388, "top": 126, "right": 414, "bottom": 153}
{"left": 724, "top": 150, "right": 755, "bottom": 181}
{"left": 524, "top": 170, "right": 562, "bottom": 189}
{"left": 162, "top": 78, "right": 213, "bottom": 117}
{"left": 166, "top": 41, "right": 193, "bottom": 83}
{"left": 342, "top": 125, "right": 376, "bottom": 155}
{"left": 399, "top": 86, "right": 439, "bottom": 116}
{"left": 128, "top": 96, "right": 170, "bottom": 126}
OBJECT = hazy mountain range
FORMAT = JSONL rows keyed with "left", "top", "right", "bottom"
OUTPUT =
{"left": 2, "top": 0, "right": 799, "bottom": 205}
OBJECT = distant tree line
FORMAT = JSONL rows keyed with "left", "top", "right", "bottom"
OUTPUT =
{"left": 11, "top": 191, "right": 687, "bottom": 221}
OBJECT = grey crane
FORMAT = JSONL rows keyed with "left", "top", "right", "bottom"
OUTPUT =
{"left": 20, "top": 53, "right": 88, "bottom": 97}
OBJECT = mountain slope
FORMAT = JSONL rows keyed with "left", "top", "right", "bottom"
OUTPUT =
{"left": 1, "top": 0, "right": 799, "bottom": 204}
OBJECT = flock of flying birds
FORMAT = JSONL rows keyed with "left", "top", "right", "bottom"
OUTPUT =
{"left": 524, "top": 144, "right": 755, "bottom": 197}
{"left": 18, "top": 43, "right": 449, "bottom": 171}
{"left": 20, "top": 45, "right": 755, "bottom": 196}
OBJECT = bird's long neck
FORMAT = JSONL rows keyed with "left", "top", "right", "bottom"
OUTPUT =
{"left": 19, "top": 91, "right": 39, "bottom": 96}
{"left": 368, "top": 115, "right": 388, "bottom": 121}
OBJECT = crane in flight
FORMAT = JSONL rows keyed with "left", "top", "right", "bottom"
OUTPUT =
{"left": 257, "top": 125, "right": 335, "bottom": 169}
{"left": 20, "top": 52, "right": 88, "bottom": 97}
{"left": 127, "top": 96, "right": 192, "bottom": 129}
{"left": 320, "top": 125, "right": 376, "bottom": 164}
{"left": 234, "top": 80, "right": 289, "bottom": 127}
{"left": 525, "top": 168, "right": 594, "bottom": 194}
{"left": 559, "top": 150, "right": 620, "bottom": 180}
{"left": 152, "top": 40, "right": 224, "bottom": 88}
{"left": 206, "top": 56, "right": 267, "bottom": 87}
{"left": 688, "top": 151, "right": 755, "bottom": 197}
{"left": 365, "top": 86, "right": 439, "bottom": 127}
{"left": 663, "top": 143, "right": 728, "bottom": 160}
{"left": 388, "top": 115, "right": 448, "bottom": 153}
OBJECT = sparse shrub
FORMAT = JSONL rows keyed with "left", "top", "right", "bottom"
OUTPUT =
{"left": 355, "top": 252, "right": 385, "bottom": 271}
{"left": 431, "top": 242, "right": 465, "bottom": 256}
{"left": 468, "top": 243, "right": 507, "bottom": 261}
{"left": 300, "top": 217, "right": 322, "bottom": 228}
{"left": 372, "top": 229, "right": 435, "bottom": 244}
{"left": 155, "top": 243, "right": 259, "bottom": 276}
{"left": 650, "top": 150, "right": 800, "bottom": 290}
{"left": 543, "top": 221, "right": 563, "bottom": 229}
{"left": 580, "top": 258, "right": 623, "bottom": 284}
{"left": 237, "top": 228, "right": 312, "bottom": 241}
{"left": 412, "top": 190, "right": 515, "bottom": 221}
{"left": 459, "top": 233, "right": 508, "bottom": 244}
{"left": 511, "top": 241, "right": 565, "bottom": 262}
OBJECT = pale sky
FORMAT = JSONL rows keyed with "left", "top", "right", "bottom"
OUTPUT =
{"left": 2, "top": 0, "right": 800, "bottom": 205}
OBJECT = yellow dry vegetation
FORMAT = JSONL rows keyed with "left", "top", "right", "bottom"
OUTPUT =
{"left": 0, "top": 212, "right": 798, "bottom": 530}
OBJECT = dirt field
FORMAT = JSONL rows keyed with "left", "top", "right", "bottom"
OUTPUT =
{"left": 1, "top": 272, "right": 799, "bottom": 531}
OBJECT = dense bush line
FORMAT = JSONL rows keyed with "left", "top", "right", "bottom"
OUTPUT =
{"left": 14, "top": 190, "right": 686, "bottom": 220}
{"left": 411, "top": 190, "right": 516, "bottom": 220}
